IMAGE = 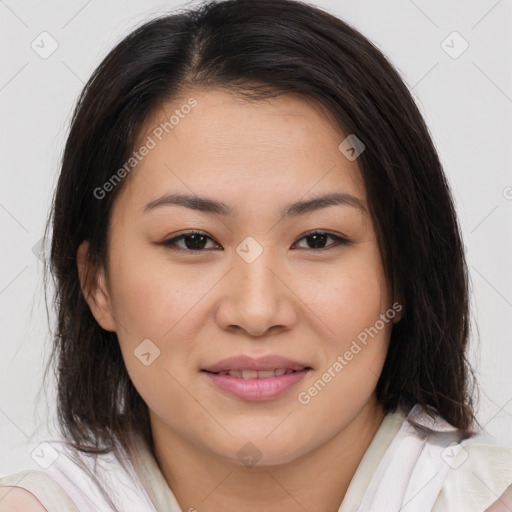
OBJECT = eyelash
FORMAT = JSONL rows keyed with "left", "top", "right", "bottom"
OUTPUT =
{"left": 161, "top": 230, "right": 351, "bottom": 252}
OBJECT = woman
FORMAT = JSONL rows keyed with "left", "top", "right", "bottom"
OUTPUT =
{"left": 1, "top": 0, "right": 511, "bottom": 510}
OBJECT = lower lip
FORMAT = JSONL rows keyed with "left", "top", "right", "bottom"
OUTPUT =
{"left": 202, "top": 370, "right": 311, "bottom": 401}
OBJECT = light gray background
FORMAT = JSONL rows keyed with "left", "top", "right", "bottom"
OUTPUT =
{"left": 1, "top": 0, "right": 511, "bottom": 476}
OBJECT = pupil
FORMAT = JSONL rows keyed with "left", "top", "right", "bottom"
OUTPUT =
{"left": 185, "top": 234, "right": 207, "bottom": 250}
{"left": 308, "top": 233, "right": 327, "bottom": 248}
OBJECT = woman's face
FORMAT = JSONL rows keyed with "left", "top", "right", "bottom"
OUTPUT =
{"left": 79, "top": 88, "right": 400, "bottom": 466}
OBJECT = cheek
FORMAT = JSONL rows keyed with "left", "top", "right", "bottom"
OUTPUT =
{"left": 301, "top": 243, "right": 390, "bottom": 344}
{"left": 294, "top": 250, "right": 392, "bottom": 431}
{"left": 106, "top": 248, "right": 201, "bottom": 413}
{"left": 107, "top": 241, "right": 207, "bottom": 340}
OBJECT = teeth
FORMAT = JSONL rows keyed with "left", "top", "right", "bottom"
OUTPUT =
{"left": 258, "top": 370, "right": 277, "bottom": 378}
{"left": 241, "top": 369, "right": 258, "bottom": 379}
{"left": 216, "top": 368, "right": 299, "bottom": 379}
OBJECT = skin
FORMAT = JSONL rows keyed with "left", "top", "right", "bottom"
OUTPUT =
{"left": 485, "top": 485, "right": 512, "bottom": 511}
{"left": 77, "top": 88, "right": 403, "bottom": 512}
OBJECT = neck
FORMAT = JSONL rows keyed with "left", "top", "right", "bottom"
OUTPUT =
{"left": 150, "top": 397, "right": 386, "bottom": 512}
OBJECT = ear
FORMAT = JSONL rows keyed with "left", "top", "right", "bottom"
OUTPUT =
{"left": 391, "top": 295, "right": 404, "bottom": 324}
{"left": 76, "top": 240, "right": 117, "bottom": 332}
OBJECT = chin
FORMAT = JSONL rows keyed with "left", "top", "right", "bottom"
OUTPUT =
{"left": 212, "top": 432, "right": 313, "bottom": 469}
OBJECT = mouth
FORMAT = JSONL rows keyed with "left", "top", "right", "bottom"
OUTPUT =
{"left": 201, "top": 368, "right": 312, "bottom": 379}
{"left": 200, "top": 354, "right": 313, "bottom": 401}
{"left": 200, "top": 367, "right": 313, "bottom": 401}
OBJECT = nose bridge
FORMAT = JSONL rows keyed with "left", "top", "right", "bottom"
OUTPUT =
{"left": 234, "top": 235, "right": 281, "bottom": 301}
{"left": 217, "top": 235, "right": 294, "bottom": 336}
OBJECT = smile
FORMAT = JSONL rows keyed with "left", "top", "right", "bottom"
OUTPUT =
{"left": 201, "top": 368, "right": 312, "bottom": 401}
{"left": 205, "top": 368, "right": 303, "bottom": 379}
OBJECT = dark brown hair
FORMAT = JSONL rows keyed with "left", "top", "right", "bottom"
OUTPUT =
{"left": 41, "top": 0, "right": 477, "bottom": 507}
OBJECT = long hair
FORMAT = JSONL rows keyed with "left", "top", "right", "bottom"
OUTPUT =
{"left": 41, "top": 0, "right": 477, "bottom": 508}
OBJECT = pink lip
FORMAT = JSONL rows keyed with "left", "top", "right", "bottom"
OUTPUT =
{"left": 201, "top": 354, "right": 312, "bottom": 373}
{"left": 202, "top": 369, "right": 311, "bottom": 401}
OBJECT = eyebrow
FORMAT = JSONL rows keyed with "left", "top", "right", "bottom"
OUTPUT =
{"left": 143, "top": 191, "right": 366, "bottom": 217}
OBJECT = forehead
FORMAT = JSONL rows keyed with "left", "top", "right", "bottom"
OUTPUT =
{"left": 115, "top": 88, "right": 366, "bottom": 217}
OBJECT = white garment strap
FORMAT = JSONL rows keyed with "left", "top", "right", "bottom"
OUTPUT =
{"left": 357, "top": 404, "right": 466, "bottom": 512}
{"left": 42, "top": 440, "right": 159, "bottom": 512}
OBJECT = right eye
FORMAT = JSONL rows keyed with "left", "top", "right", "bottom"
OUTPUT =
{"left": 161, "top": 230, "right": 223, "bottom": 252}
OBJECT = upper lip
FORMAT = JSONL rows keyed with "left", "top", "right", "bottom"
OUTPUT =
{"left": 201, "top": 355, "right": 313, "bottom": 373}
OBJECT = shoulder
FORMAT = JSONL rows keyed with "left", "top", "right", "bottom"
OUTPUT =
{"left": 0, "top": 487, "right": 47, "bottom": 512}
{"left": 446, "top": 441, "right": 512, "bottom": 484}
{"left": 395, "top": 404, "right": 512, "bottom": 510}
{"left": 433, "top": 442, "right": 512, "bottom": 512}
{"left": 0, "top": 470, "right": 79, "bottom": 512}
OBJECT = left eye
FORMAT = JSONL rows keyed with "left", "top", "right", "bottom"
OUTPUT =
{"left": 293, "top": 231, "right": 350, "bottom": 250}
{"left": 161, "top": 230, "right": 350, "bottom": 252}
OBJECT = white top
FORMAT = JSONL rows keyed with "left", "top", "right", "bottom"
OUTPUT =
{"left": 1, "top": 404, "right": 511, "bottom": 511}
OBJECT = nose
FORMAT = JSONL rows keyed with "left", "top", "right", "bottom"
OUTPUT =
{"left": 214, "top": 243, "right": 298, "bottom": 337}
